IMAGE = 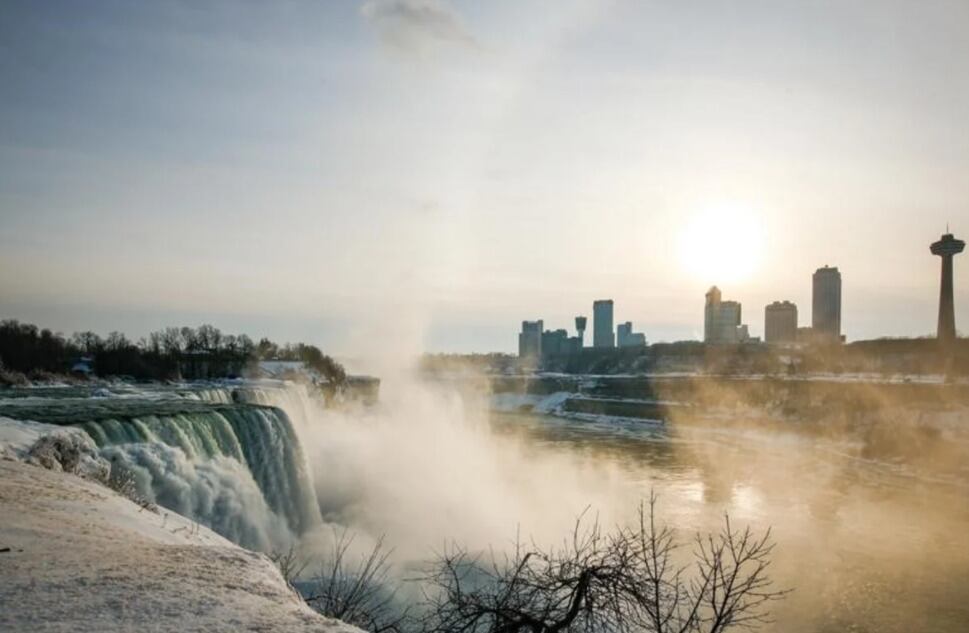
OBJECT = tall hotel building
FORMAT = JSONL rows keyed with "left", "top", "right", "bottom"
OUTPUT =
{"left": 765, "top": 301, "right": 798, "bottom": 344}
{"left": 593, "top": 300, "right": 615, "bottom": 348}
{"left": 812, "top": 266, "right": 842, "bottom": 341}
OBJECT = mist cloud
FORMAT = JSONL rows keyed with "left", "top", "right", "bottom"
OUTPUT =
{"left": 360, "top": 0, "right": 478, "bottom": 58}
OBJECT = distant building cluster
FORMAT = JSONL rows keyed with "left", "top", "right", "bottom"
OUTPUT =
{"left": 703, "top": 287, "right": 752, "bottom": 344}
{"left": 617, "top": 322, "right": 647, "bottom": 347}
{"left": 517, "top": 231, "right": 963, "bottom": 359}
{"left": 518, "top": 300, "right": 646, "bottom": 363}
{"left": 752, "top": 265, "right": 846, "bottom": 347}
{"left": 521, "top": 263, "right": 846, "bottom": 358}
{"left": 755, "top": 265, "right": 844, "bottom": 346}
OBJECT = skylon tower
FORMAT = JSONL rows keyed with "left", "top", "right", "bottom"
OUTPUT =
{"left": 931, "top": 231, "right": 965, "bottom": 344}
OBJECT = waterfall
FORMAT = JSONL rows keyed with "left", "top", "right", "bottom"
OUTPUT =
{"left": 78, "top": 399, "right": 322, "bottom": 551}
{"left": 0, "top": 382, "right": 328, "bottom": 552}
{"left": 175, "top": 387, "right": 235, "bottom": 404}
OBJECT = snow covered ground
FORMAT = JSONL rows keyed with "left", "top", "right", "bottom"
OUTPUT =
{"left": 0, "top": 419, "right": 362, "bottom": 633}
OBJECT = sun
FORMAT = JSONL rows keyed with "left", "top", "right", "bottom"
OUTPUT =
{"left": 677, "top": 203, "right": 765, "bottom": 285}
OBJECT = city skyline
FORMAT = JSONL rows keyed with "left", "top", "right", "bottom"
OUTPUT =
{"left": 1, "top": 1, "right": 968, "bottom": 354}
{"left": 522, "top": 234, "right": 961, "bottom": 353}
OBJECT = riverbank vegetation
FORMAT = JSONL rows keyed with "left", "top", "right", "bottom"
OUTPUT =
{"left": 0, "top": 319, "right": 345, "bottom": 384}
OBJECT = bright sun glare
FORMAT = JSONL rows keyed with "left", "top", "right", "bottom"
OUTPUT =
{"left": 678, "top": 203, "right": 765, "bottom": 285}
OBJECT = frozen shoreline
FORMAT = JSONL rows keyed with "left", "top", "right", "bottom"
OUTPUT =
{"left": 0, "top": 427, "right": 360, "bottom": 633}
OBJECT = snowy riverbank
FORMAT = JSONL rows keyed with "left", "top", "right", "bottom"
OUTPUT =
{"left": 0, "top": 419, "right": 360, "bottom": 633}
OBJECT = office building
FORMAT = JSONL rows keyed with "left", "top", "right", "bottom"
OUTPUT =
{"left": 617, "top": 322, "right": 647, "bottom": 347}
{"left": 765, "top": 301, "right": 798, "bottom": 344}
{"left": 812, "top": 266, "right": 842, "bottom": 342}
{"left": 718, "top": 301, "right": 743, "bottom": 343}
{"left": 704, "top": 287, "right": 722, "bottom": 343}
{"left": 737, "top": 324, "right": 751, "bottom": 342}
{"left": 541, "top": 329, "right": 569, "bottom": 357}
{"left": 931, "top": 232, "right": 965, "bottom": 344}
{"left": 704, "top": 286, "right": 749, "bottom": 344}
{"left": 518, "top": 320, "right": 543, "bottom": 360}
{"left": 593, "top": 300, "right": 615, "bottom": 348}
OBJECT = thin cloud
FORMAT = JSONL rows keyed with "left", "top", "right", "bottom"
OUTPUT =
{"left": 360, "top": 0, "right": 478, "bottom": 58}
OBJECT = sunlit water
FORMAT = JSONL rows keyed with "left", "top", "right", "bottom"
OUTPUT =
{"left": 485, "top": 410, "right": 969, "bottom": 633}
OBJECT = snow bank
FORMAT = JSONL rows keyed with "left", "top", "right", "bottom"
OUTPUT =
{"left": 0, "top": 415, "right": 110, "bottom": 483}
{"left": 0, "top": 415, "right": 68, "bottom": 458}
{"left": 0, "top": 420, "right": 362, "bottom": 633}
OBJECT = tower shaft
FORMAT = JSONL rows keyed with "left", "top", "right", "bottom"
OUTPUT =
{"left": 931, "top": 232, "right": 964, "bottom": 345}
{"left": 938, "top": 254, "right": 956, "bottom": 343}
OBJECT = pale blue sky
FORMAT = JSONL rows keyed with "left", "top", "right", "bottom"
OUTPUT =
{"left": 1, "top": 0, "right": 967, "bottom": 355}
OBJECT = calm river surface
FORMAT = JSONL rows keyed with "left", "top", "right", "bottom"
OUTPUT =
{"left": 488, "top": 410, "right": 969, "bottom": 633}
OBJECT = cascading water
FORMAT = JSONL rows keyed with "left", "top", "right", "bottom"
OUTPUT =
{"left": 0, "top": 383, "right": 324, "bottom": 552}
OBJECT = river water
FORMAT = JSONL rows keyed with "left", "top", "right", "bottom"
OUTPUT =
{"left": 485, "top": 410, "right": 969, "bottom": 633}
{"left": 2, "top": 380, "right": 966, "bottom": 632}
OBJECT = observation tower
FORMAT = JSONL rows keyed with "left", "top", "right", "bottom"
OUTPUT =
{"left": 931, "top": 231, "right": 965, "bottom": 344}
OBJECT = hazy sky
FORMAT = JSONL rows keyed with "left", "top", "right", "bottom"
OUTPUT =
{"left": 1, "top": 0, "right": 968, "bottom": 355}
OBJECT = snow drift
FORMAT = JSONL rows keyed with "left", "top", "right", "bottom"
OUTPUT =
{"left": 0, "top": 423, "right": 362, "bottom": 633}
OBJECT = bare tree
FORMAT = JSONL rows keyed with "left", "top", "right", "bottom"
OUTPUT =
{"left": 306, "top": 529, "right": 409, "bottom": 633}
{"left": 421, "top": 497, "right": 787, "bottom": 633}
{"left": 421, "top": 514, "right": 631, "bottom": 633}
{"left": 270, "top": 544, "right": 311, "bottom": 588}
{"left": 620, "top": 493, "right": 787, "bottom": 633}
{"left": 160, "top": 327, "right": 182, "bottom": 356}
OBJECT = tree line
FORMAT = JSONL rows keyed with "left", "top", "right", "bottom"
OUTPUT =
{"left": 0, "top": 319, "right": 345, "bottom": 384}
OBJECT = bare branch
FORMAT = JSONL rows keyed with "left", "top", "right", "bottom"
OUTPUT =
{"left": 420, "top": 495, "right": 786, "bottom": 633}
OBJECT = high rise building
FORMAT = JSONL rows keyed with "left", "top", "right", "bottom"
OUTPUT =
{"left": 704, "top": 287, "right": 748, "bottom": 344}
{"left": 704, "top": 287, "right": 721, "bottom": 343}
{"left": 541, "top": 329, "right": 569, "bottom": 357}
{"left": 617, "top": 321, "right": 647, "bottom": 347}
{"left": 593, "top": 300, "right": 615, "bottom": 348}
{"left": 617, "top": 321, "right": 630, "bottom": 346}
{"left": 765, "top": 301, "right": 798, "bottom": 344}
{"left": 718, "top": 301, "right": 743, "bottom": 343}
{"left": 931, "top": 232, "right": 965, "bottom": 344}
{"left": 518, "top": 320, "right": 543, "bottom": 360}
{"left": 812, "top": 266, "right": 842, "bottom": 342}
